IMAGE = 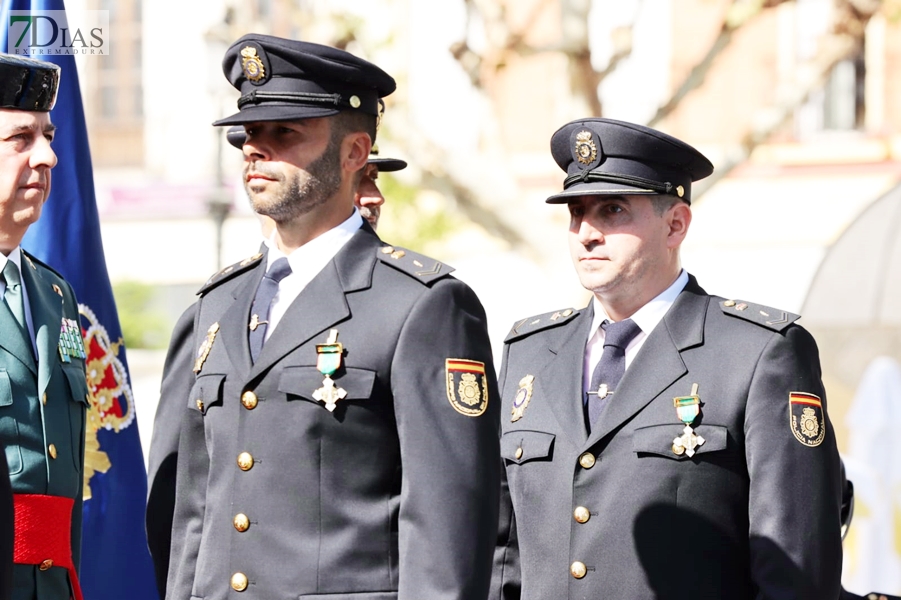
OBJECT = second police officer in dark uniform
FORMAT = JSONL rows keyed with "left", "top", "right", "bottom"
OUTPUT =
{"left": 163, "top": 35, "right": 500, "bottom": 600}
{"left": 147, "top": 105, "right": 408, "bottom": 600}
{"left": 491, "top": 118, "right": 843, "bottom": 599}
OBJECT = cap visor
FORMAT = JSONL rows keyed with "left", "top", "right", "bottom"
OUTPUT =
{"left": 213, "top": 104, "right": 340, "bottom": 126}
{"left": 545, "top": 181, "right": 657, "bottom": 204}
{"left": 368, "top": 157, "right": 407, "bottom": 172}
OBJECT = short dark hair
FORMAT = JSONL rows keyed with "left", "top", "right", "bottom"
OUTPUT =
{"left": 650, "top": 195, "right": 684, "bottom": 216}
{"left": 330, "top": 110, "right": 377, "bottom": 146}
{"left": 329, "top": 110, "right": 377, "bottom": 184}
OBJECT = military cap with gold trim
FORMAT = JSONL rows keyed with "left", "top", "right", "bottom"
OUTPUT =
{"left": 0, "top": 53, "right": 60, "bottom": 112}
{"left": 547, "top": 118, "right": 713, "bottom": 204}
{"left": 213, "top": 34, "right": 395, "bottom": 126}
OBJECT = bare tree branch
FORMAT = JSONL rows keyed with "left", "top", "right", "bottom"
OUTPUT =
{"left": 647, "top": 0, "right": 792, "bottom": 127}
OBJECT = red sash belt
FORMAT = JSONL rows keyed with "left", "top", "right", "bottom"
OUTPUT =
{"left": 13, "top": 494, "right": 83, "bottom": 600}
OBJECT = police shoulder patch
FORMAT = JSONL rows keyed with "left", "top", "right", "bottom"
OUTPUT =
{"left": 789, "top": 392, "right": 826, "bottom": 447}
{"left": 197, "top": 252, "right": 264, "bottom": 296}
{"left": 377, "top": 244, "right": 454, "bottom": 285}
{"left": 446, "top": 359, "right": 488, "bottom": 417}
{"left": 719, "top": 298, "right": 799, "bottom": 332}
{"left": 505, "top": 308, "right": 581, "bottom": 343}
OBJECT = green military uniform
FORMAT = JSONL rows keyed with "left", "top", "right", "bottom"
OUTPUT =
{"left": 0, "top": 251, "right": 88, "bottom": 600}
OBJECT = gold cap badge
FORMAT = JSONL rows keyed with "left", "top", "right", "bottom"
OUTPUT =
{"left": 574, "top": 130, "right": 598, "bottom": 165}
{"left": 241, "top": 47, "right": 266, "bottom": 83}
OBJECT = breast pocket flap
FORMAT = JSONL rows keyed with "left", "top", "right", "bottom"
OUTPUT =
{"left": 501, "top": 430, "right": 556, "bottom": 464}
{"left": 61, "top": 365, "right": 90, "bottom": 406}
{"left": 279, "top": 366, "right": 376, "bottom": 402}
{"left": 189, "top": 374, "right": 225, "bottom": 414}
{"left": 632, "top": 423, "right": 728, "bottom": 460}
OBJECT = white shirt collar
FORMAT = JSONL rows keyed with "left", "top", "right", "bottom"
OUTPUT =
{"left": 265, "top": 209, "right": 363, "bottom": 270}
{"left": 0, "top": 246, "right": 23, "bottom": 273}
{"left": 589, "top": 269, "right": 690, "bottom": 336}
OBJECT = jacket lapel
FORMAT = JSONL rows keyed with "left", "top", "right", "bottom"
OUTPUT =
{"left": 21, "top": 259, "right": 62, "bottom": 397}
{"left": 247, "top": 226, "right": 379, "bottom": 381}
{"left": 0, "top": 295, "right": 36, "bottom": 374}
{"left": 219, "top": 262, "right": 266, "bottom": 382}
{"left": 536, "top": 306, "right": 592, "bottom": 449}
{"left": 585, "top": 277, "right": 709, "bottom": 449}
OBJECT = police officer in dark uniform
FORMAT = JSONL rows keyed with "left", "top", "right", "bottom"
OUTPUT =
{"left": 161, "top": 35, "right": 499, "bottom": 600}
{"left": 491, "top": 118, "right": 843, "bottom": 599}
{"left": 147, "top": 99, "right": 409, "bottom": 600}
{"left": 0, "top": 54, "right": 89, "bottom": 600}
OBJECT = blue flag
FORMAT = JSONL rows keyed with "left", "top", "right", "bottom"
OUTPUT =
{"left": 0, "top": 2, "right": 159, "bottom": 599}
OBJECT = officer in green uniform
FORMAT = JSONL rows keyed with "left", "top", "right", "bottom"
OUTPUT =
{"left": 0, "top": 54, "right": 89, "bottom": 600}
{"left": 161, "top": 35, "right": 499, "bottom": 600}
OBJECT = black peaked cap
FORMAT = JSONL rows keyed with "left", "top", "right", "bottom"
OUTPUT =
{"left": 547, "top": 118, "right": 713, "bottom": 204}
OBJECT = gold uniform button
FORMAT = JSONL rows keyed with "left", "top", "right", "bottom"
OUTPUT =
{"left": 234, "top": 513, "right": 250, "bottom": 532}
{"left": 241, "top": 391, "right": 258, "bottom": 410}
{"left": 39, "top": 559, "right": 53, "bottom": 571}
{"left": 573, "top": 506, "right": 590, "bottom": 524}
{"left": 514, "top": 447, "right": 523, "bottom": 460}
{"left": 724, "top": 300, "right": 736, "bottom": 307}
{"left": 570, "top": 561, "right": 587, "bottom": 579}
{"left": 231, "top": 572, "right": 248, "bottom": 592}
{"left": 48, "top": 444, "right": 57, "bottom": 459}
{"left": 237, "top": 452, "right": 254, "bottom": 471}
{"left": 578, "top": 453, "right": 596, "bottom": 469}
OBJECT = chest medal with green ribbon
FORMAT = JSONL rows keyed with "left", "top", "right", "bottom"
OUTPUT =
{"left": 672, "top": 383, "right": 706, "bottom": 457}
{"left": 313, "top": 329, "right": 347, "bottom": 412}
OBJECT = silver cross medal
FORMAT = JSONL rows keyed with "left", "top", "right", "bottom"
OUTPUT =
{"left": 313, "top": 376, "right": 346, "bottom": 412}
{"left": 672, "top": 424, "right": 705, "bottom": 457}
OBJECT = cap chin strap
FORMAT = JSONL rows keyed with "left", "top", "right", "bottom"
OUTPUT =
{"left": 563, "top": 170, "right": 678, "bottom": 196}
{"left": 238, "top": 90, "right": 343, "bottom": 109}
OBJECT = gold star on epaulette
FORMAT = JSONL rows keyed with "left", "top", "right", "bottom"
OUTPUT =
{"left": 505, "top": 308, "right": 579, "bottom": 343}
{"left": 377, "top": 244, "right": 455, "bottom": 285}
{"left": 720, "top": 299, "right": 799, "bottom": 332}
{"left": 197, "top": 252, "right": 264, "bottom": 295}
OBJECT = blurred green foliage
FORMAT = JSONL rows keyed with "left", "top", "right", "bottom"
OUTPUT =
{"left": 374, "top": 173, "right": 457, "bottom": 251}
{"left": 112, "top": 281, "right": 170, "bottom": 349}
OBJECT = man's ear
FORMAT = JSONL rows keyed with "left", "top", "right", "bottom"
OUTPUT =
{"left": 666, "top": 201, "right": 692, "bottom": 249}
{"left": 342, "top": 132, "right": 372, "bottom": 174}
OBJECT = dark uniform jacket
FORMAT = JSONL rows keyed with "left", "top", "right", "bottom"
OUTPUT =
{"left": 492, "top": 275, "right": 843, "bottom": 600}
{"left": 0, "top": 252, "right": 88, "bottom": 600}
{"left": 165, "top": 224, "right": 500, "bottom": 600}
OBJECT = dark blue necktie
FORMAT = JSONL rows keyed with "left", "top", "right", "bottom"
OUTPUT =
{"left": 586, "top": 318, "right": 642, "bottom": 430}
{"left": 248, "top": 257, "right": 292, "bottom": 363}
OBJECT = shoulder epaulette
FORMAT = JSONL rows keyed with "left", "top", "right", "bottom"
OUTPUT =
{"left": 719, "top": 298, "right": 799, "bottom": 332}
{"left": 505, "top": 308, "right": 581, "bottom": 343}
{"left": 376, "top": 244, "right": 454, "bottom": 285}
{"left": 197, "top": 252, "right": 264, "bottom": 295}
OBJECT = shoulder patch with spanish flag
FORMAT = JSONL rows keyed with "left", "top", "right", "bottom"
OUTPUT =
{"left": 789, "top": 392, "right": 826, "bottom": 447}
{"left": 446, "top": 359, "right": 489, "bottom": 417}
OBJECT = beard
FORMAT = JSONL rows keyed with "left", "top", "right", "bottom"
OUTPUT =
{"left": 357, "top": 205, "right": 379, "bottom": 229}
{"left": 244, "top": 134, "right": 343, "bottom": 223}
